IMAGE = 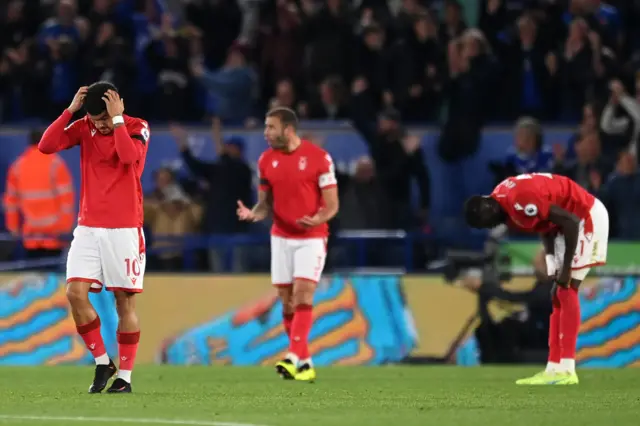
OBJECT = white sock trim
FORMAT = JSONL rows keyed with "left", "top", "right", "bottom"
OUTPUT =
{"left": 285, "top": 352, "right": 299, "bottom": 366}
{"left": 117, "top": 370, "right": 132, "bottom": 383}
{"left": 560, "top": 358, "right": 576, "bottom": 373}
{"left": 95, "top": 353, "right": 110, "bottom": 365}
{"left": 545, "top": 361, "right": 561, "bottom": 373}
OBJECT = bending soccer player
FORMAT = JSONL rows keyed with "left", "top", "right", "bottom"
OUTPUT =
{"left": 39, "top": 82, "right": 150, "bottom": 393}
{"left": 464, "top": 172, "right": 609, "bottom": 385}
{"left": 237, "top": 107, "right": 339, "bottom": 382}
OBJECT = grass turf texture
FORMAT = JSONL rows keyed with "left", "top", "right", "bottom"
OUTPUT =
{"left": 1, "top": 366, "right": 639, "bottom": 426}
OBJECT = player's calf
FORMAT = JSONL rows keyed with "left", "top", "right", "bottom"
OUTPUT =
{"left": 556, "top": 278, "right": 582, "bottom": 375}
{"left": 67, "top": 281, "right": 117, "bottom": 393}
{"left": 278, "top": 279, "right": 316, "bottom": 376}
{"left": 114, "top": 292, "right": 141, "bottom": 387}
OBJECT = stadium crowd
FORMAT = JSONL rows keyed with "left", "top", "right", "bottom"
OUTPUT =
{"left": 2, "top": 0, "right": 640, "bottom": 272}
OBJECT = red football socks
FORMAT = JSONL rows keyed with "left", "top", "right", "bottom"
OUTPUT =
{"left": 117, "top": 331, "right": 140, "bottom": 374}
{"left": 283, "top": 313, "right": 294, "bottom": 338}
{"left": 548, "top": 293, "right": 561, "bottom": 364}
{"left": 557, "top": 286, "right": 581, "bottom": 359}
{"left": 289, "top": 304, "right": 313, "bottom": 359}
{"left": 77, "top": 316, "right": 107, "bottom": 361}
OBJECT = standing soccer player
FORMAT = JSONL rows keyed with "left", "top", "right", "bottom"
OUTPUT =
{"left": 38, "top": 82, "right": 150, "bottom": 393}
{"left": 464, "top": 173, "right": 609, "bottom": 385}
{"left": 237, "top": 107, "right": 339, "bottom": 382}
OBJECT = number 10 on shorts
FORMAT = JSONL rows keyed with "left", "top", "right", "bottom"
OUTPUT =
{"left": 125, "top": 258, "right": 142, "bottom": 285}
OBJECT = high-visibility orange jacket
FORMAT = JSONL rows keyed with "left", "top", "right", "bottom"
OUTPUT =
{"left": 4, "top": 146, "right": 75, "bottom": 250}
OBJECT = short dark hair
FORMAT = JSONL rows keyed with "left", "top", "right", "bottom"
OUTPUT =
{"left": 464, "top": 195, "right": 493, "bottom": 229}
{"left": 84, "top": 81, "right": 118, "bottom": 116}
{"left": 266, "top": 107, "right": 298, "bottom": 130}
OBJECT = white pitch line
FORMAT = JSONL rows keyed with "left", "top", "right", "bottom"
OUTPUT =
{"left": 0, "top": 415, "right": 268, "bottom": 426}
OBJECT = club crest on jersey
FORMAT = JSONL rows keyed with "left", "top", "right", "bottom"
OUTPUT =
{"left": 524, "top": 204, "right": 538, "bottom": 216}
{"left": 91, "top": 129, "right": 97, "bottom": 137}
{"left": 299, "top": 157, "right": 307, "bottom": 170}
{"left": 272, "top": 161, "right": 278, "bottom": 168}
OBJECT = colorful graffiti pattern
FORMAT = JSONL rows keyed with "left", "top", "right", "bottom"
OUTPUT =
{"left": 0, "top": 274, "right": 118, "bottom": 365}
{"left": 161, "top": 275, "right": 418, "bottom": 366}
{"left": 577, "top": 277, "right": 640, "bottom": 367}
{"left": 455, "top": 278, "right": 640, "bottom": 367}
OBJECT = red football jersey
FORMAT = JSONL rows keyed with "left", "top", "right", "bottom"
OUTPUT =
{"left": 490, "top": 173, "right": 595, "bottom": 233}
{"left": 39, "top": 110, "right": 149, "bottom": 228}
{"left": 258, "top": 140, "right": 337, "bottom": 238}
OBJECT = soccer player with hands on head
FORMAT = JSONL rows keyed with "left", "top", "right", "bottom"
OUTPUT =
{"left": 39, "top": 81, "right": 150, "bottom": 394}
{"left": 464, "top": 172, "right": 609, "bottom": 385}
{"left": 237, "top": 107, "right": 339, "bottom": 382}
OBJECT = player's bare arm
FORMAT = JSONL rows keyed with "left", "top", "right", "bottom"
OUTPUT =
{"left": 38, "top": 86, "right": 88, "bottom": 154}
{"left": 297, "top": 186, "right": 339, "bottom": 228}
{"left": 237, "top": 189, "right": 272, "bottom": 222}
{"left": 547, "top": 205, "right": 580, "bottom": 286}
{"left": 103, "top": 90, "right": 141, "bottom": 165}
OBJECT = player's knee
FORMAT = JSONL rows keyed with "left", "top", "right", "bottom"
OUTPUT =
{"left": 114, "top": 291, "right": 137, "bottom": 316}
{"left": 292, "top": 279, "right": 315, "bottom": 306}
{"left": 277, "top": 288, "right": 294, "bottom": 314}
{"left": 65, "top": 282, "right": 90, "bottom": 306}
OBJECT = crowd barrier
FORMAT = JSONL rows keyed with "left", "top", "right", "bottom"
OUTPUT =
{"left": 0, "top": 124, "right": 578, "bottom": 228}
{"left": 1, "top": 272, "right": 638, "bottom": 367}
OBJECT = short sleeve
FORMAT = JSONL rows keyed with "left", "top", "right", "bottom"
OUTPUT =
{"left": 128, "top": 119, "right": 150, "bottom": 145}
{"left": 317, "top": 153, "right": 337, "bottom": 189}
{"left": 510, "top": 190, "right": 550, "bottom": 228}
{"left": 62, "top": 119, "right": 84, "bottom": 149}
{"left": 257, "top": 154, "right": 270, "bottom": 191}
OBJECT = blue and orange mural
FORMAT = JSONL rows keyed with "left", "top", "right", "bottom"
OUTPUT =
{"left": 2, "top": 273, "right": 640, "bottom": 367}
{"left": 577, "top": 277, "right": 640, "bottom": 367}
{"left": 0, "top": 273, "right": 118, "bottom": 365}
{"left": 455, "top": 277, "right": 640, "bottom": 367}
{"left": 161, "top": 275, "right": 418, "bottom": 366}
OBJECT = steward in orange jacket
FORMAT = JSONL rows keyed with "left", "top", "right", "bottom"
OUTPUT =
{"left": 4, "top": 130, "right": 75, "bottom": 257}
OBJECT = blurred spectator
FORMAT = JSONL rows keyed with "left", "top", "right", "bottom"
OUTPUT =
{"left": 553, "top": 132, "right": 611, "bottom": 194}
{"left": 191, "top": 44, "right": 257, "bottom": 124}
{"left": 258, "top": 0, "right": 304, "bottom": 104}
{"left": 551, "top": 18, "right": 605, "bottom": 121}
{"left": 38, "top": 0, "right": 88, "bottom": 115}
{"left": 306, "top": 75, "right": 350, "bottom": 120}
{"left": 395, "top": 11, "right": 445, "bottom": 122}
{"left": 145, "top": 27, "right": 191, "bottom": 120}
{"left": 338, "top": 156, "right": 392, "bottom": 230}
{"left": 353, "top": 24, "right": 394, "bottom": 110}
{"left": 145, "top": 176, "right": 202, "bottom": 271}
{"left": 564, "top": 103, "right": 600, "bottom": 160}
{"left": 171, "top": 119, "right": 253, "bottom": 271}
{"left": 439, "top": 28, "right": 498, "bottom": 163}
{"left": 3, "top": 129, "right": 74, "bottom": 259}
{"left": 304, "top": 0, "right": 355, "bottom": 87}
{"left": 439, "top": 0, "right": 467, "bottom": 45}
{"left": 184, "top": 0, "right": 241, "bottom": 70}
{"left": 268, "top": 78, "right": 303, "bottom": 115}
{"left": 490, "top": 117, "right": 553, "bottom": 184}
{"left": 600, "top": 79, "right": 640, "bottom": 159}
{"left": 351, "top": 87, "right": 431, "bottom": 229}
{"left": 495, "top": 14, "right": 555, "bottom": 120}
{"left": 598, "top": 152, "right": 640, "bottom": 238}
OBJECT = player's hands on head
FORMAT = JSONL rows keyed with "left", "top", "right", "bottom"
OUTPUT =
{"left": 67, "top": 86, "right": 88, "bottom": 113}
{"left": 236, "top": 200, "right": 256, "bottom": 222}
{"left": 102, "top": 90, "right": 125, "bottom": 117}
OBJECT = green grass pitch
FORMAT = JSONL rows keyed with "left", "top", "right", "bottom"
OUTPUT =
{"left": 1, "top": 366, "right": 639, "bottom": 426}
